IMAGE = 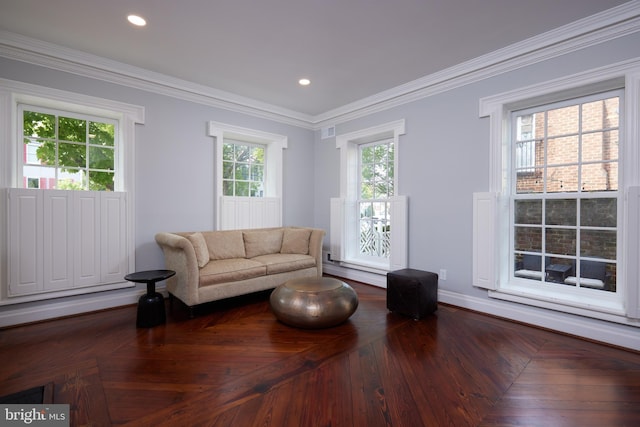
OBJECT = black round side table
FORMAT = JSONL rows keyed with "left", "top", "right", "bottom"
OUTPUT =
{"left": 125, "top": 269, "right": 176, "bottom": 328}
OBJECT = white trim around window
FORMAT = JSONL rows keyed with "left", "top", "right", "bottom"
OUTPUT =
{"left": 331, "top": 119, "right": 408, "bottom": 274}
{"left": 207, "top": 121, "right": 287, "bottom": 230}
{"left": 0, "top": 78, "right": 144, "bottom": 304}
{"left": 476, "top": 58, "right": 640, "bottom": 325}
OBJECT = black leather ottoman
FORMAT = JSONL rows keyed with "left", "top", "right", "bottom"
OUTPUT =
{"left": 387, "top": 268, "right": 438, "bottom": 319}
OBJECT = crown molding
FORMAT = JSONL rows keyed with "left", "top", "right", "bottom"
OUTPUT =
{"left": 0, "top": 31, "right": 315, "bottom": 129}
{"left": 0, "top": 1, "right": 639, "bottom": 131}
{"left": 313, "top": 1, "right": 640, "bottom": 128}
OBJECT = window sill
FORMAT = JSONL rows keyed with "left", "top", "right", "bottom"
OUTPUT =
{"left": 338, "top": 258, "right": 390, "bottom": 276}
{"left": 489, "top": 281, "right": 628, "bottom": 324}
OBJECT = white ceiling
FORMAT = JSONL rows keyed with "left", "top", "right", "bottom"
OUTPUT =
{"left": 0, "top": 0, "right": 632, "bottom": 116}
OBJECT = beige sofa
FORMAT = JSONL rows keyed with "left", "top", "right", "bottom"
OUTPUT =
{"left": 155, "top": 227, "right": 325, "bottom": 314}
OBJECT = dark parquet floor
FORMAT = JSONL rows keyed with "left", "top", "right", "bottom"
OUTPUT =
{"left": 1, "top": 277, "right": 639, "bottom": 426}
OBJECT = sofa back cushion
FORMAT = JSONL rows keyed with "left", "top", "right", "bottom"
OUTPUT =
{"left": 243, "top": 229, "right": 284, "bottom": 258}
{"left": 280, "top": 228, "right": 311, "bottom": 255}
{"left": 187, "top": 232, "right": 210, "bottom": 268}
{"left": 203, "top": 230, "right": 246, "bottom": 260}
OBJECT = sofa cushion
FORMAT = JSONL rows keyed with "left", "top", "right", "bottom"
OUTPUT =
{"left": 243, "top": 229, "right": 284, "bottom": 258}
{"left": 187, "top": 232, "right": 209, "bottom": 268}
{"left": 203, "top": 230, "right": 246, "bottom": 260}
{"left": 199, "top": 258, "right": 266, "bottom": 286}
{"left": 280, "top": 228, "right": 311, "bottom": 255}
{"left": 252, "top": 253, "right": 316, "bottom": 275}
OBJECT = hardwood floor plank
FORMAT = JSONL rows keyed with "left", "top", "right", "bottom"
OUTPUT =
{"left": 2, "top": 278, "right": 640, "bottom": 426}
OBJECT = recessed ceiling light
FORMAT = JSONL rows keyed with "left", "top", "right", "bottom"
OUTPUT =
{"left": 298, "top": 78, "right": 311, "bottom": 86}
{"left": 127, "top": 14, "right": 147, "bottom": 27}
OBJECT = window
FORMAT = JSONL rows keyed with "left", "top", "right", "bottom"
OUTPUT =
{"left": 222, "top": 140, "right": 265, "bottom": 197}
{"left": 512, "top": 92, "right": 620, "bottom": 293}
{"left": 0, "top": 78, "right": 143, "bottom": 303}
{"left": 208, "top": 121, "right": 287, "bottom": 229}
{"left": 358, "top": 139, "right": 394, "bottom": 259}
{"left": 20, "top": 106, "right": 117, "bottom": 191}
{"left": 331, "top": 120, "right": 407, "bottom": 273}
{"left": 476, "top": 60, "right": 640, "bottom": 324}
{"left": 515, "top": 114, "right": 536, "bottom": 171}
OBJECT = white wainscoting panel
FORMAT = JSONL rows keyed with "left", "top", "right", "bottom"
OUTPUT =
{"left": 219, "top": 196, "right": 281, "bottom": 230}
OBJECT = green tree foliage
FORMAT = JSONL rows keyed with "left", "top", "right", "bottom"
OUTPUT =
{"left": 360, "top": 142, "right": 394, "bottom": 199}
{"left": 23, "top": 110, "right": 115, "bottom": 191}
{"left": 222, "top": 142, "right": 265, "bottom": 196}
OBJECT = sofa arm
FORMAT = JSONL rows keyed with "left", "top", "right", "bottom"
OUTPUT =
{"left": 154, "top": 232, "right": 200, "bottom": 306}
{"left": 308, "top": 228, "right": 326, "bottom": 277}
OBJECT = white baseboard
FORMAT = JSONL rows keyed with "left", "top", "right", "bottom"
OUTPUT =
{"left": 323, "top": 261, "right": 640, "bottom": 352}
{"left": 438, "top": 289, "right": 640, "bottom": 352}
{"left": 323, "top": 262, "right": 387, "bottom": 287}
{"left": 0, "top": 286, "right": 167, "bottom": 328}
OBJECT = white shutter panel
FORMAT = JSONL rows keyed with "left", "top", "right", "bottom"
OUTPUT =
{"left": 473, "top": 192, "right": 498, "bottom": 290}
{"left": 390, "top": 195, "right": 408, "bottom": 270}
{"left": 330, "top": 198, "right": 345, "bottom": 261}
{"left": 8, "top": 189, "right": 43, "bottom": 296}
{"left": 44, "top": 190, "right": 73, "bottom": 290}
{"left": 101, "top": 192, "right": 128, "bottom": 283}
{"left": 626, "top": 186, "right": 640, "bottom": 319}
{"left": 75, "top": 192, "right": 101, "bottom": 287}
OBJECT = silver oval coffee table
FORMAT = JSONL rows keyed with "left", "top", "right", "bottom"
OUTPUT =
{"left": 270, "top": 277, "right": 358, "bottom": 329}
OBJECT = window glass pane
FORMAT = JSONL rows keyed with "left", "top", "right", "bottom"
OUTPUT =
{"left": 23, "top": 111, "right": 55, "bottom": 139}
{"left": 251, "top": 164, "right": 263, "bottom": 182}
{"left": 88, "top": 146, "right": 114, "bottom": 170}
{"left": 581, "top": 198, "right": 616, "bottom": 227}
{"left": 582, "top": 131, "right": 618, "bottom": 162}
{"left": 514, "top": 226, "right": 542, "bottom": 252}
{"left": 24, "top": 139, "right": 44, "bottom": 164}
{"left": 58, "top": 142, "right": 86, "bottom": 168}
{"left": 516, "top": 168, "right": 543, "bottom": 194}
{"left": 250, "top": 182, "right": 263, "bottom": 197}
{"left": 89, "top": 122, "right": 114, "bottom": 147}
{"left": 235, "top": 164, "right": 249, "bottom": 180}
{"left": 582, "top": 98, "right": 618, "bottom": 132}
{"left": 580, "top": 230, "right": 616, "bottom": 259}
{"left": 57, "top": 169, "right": 85, "bottom": 190}
{"left": 88, "top": 171, "right": 114, "bottom": 191}
{"left": 59, "top": 117, "right": 86, "bottom": 142}
{"left": 546, "top": 165, "right": 578, "bottom": 192}
{"left": 223, "top": 161, "right": 233, "bottom": 179}
{"left": 223, "top": 180, "right": 234, "bottom": 196}
{"left": 223, "top": 144, "right": 234, "bottom": 161}
{"left": 514, "top": 253, "right": 543, "bottom": 281}
{"left": 251, "top": 146, "right": 264, "bottom": 164}
{"left": 235, "top": 181, "right": 249, "bottom": 197}
{"left": 571, "top": 260, "right": 615, "bottom": 292}
{"left": 547, "top": 136, "right": 578, "bottom": 165}
{"left": 234, "top": 145, "right": 250, "bottom": 161}
{"left": 582, "top": 163, "right": 617, "bottom": 191}
{"left": 547, "top": 105, "right": 579, "bottom": 136}
{"left": 545, "top": 199, "right": 576, "bottom": 226}
{"left": 31, "top": 140, "right": 56, "bottom": 166}
{"left": 361, "top": 182, "right": 374, "bottom": 199}
{"left": 375, "top": 181, "right": 390, "bottom": 199}
{"left": 546, "top": 228, "right": 576, "bottom": 256}
{"left": 515, "top": 199, "right": 542, "bottom": 224}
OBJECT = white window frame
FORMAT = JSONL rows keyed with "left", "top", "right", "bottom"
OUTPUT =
{"left": 0, "top": 78, "right": 144, "bottom": 304}
{"left": 19, "top": 104, "right": 119, "bottom": 191}
{"left": 331, "top": 119, "right": 407, "bottom": 273}
{"left": 476, "top": 59, "right": 640, "bottom": 324}
{"left": 207, "top": 121, "right": 287, "bottom": 230}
